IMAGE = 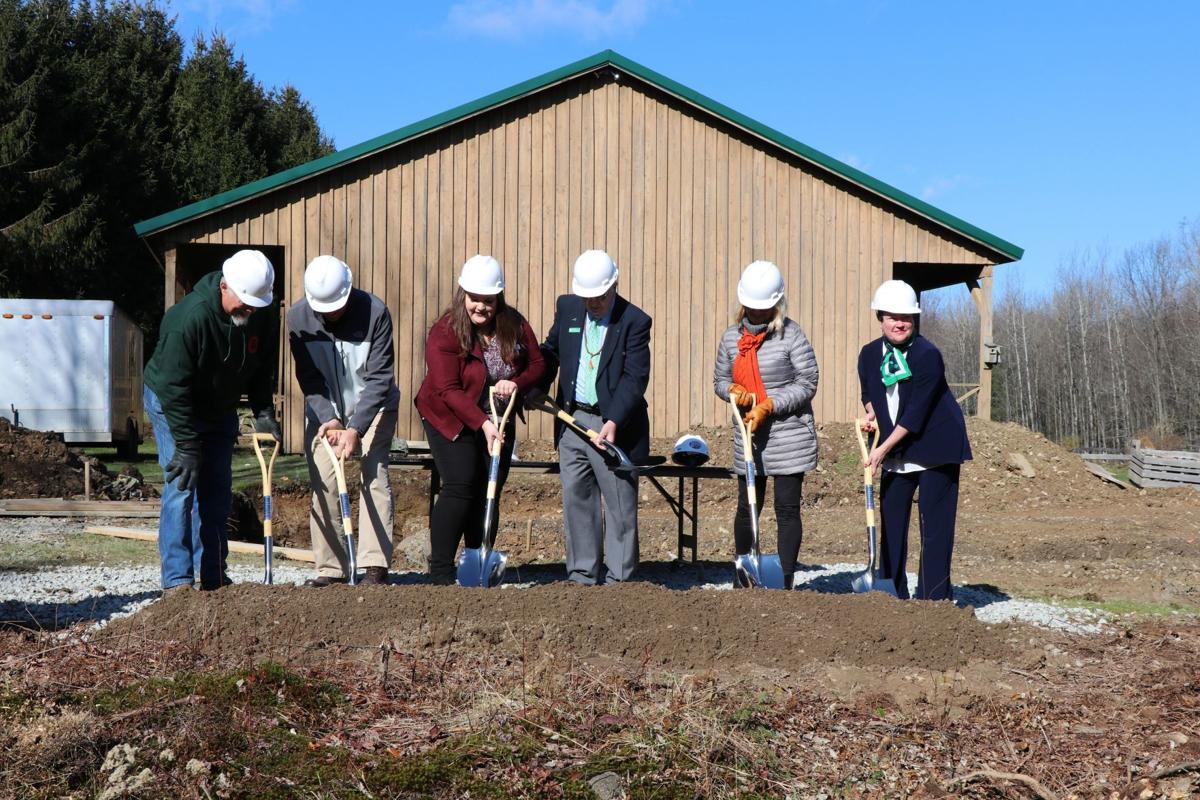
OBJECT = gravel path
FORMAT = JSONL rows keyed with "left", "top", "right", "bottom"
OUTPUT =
{"left": 0, "top": 517, "right": 1109, "bottom": 634}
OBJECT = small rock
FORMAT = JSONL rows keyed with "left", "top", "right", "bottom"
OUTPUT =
{"left": 396, "top": 529, "right": 431, "bottom": 569}
{"left": 588, "top": 770, "right": 625, "bottom": 800}
{"left": 1005, "top": 452, "right": 1037, "bottom": 478}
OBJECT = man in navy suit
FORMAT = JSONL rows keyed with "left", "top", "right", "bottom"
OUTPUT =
{"left": 857, "top": 279, "right": 971, "bottom": 601}
{"left": 537, "top": 250, "right": 652, "bottom": 584}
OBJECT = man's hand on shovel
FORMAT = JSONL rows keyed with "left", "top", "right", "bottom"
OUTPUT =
{"left": 592, "top": 419, "right": 617, "bottom": 451}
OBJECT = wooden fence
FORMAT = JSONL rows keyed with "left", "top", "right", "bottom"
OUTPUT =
{"left": 1129, "top": 443, "right": 1200, "bottom": 489}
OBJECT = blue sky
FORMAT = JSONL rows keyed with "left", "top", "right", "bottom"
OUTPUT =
{"left": 166, "top": 0, "right": 1200, "bottom": 298}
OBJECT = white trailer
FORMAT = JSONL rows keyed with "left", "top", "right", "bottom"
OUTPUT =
{"left": 0, "top": 299, "right": 143, "bottom": 456}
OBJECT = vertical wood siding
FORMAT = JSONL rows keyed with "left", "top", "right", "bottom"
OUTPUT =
{"left": 163, "top": 73, "right": 997, "bottom": 449}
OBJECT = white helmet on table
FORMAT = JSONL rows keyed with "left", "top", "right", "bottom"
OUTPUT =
{"left": 304, "top": 255, "right": 353, "bottom": 313}
{"left": 458, "top": 254, "right": 505, "bottom": 295}
{"left": 870, "top": 280, "right": 921, "bottom": 315}
{"left": 671, "top": 434, "right": 710, "bottom": 467}
{"left": 222, "top": 249, "right": 274, "bottom": 307}
{"left": 571, "top": 250, "right": 619, "bottom": 298}
{"left": 737, "top": 260, "right": 785, "bottom": 310}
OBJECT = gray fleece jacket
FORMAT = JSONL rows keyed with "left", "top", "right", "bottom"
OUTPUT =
{"left": 287, "top": 289, "right": 400, "bottom": 436}
{"left": 713, "top": 318, "right": 820, "bottom": 476}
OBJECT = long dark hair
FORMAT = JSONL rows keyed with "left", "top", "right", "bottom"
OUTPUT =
{"left": 444, "top": 286, "right": 524, "bottom": 363}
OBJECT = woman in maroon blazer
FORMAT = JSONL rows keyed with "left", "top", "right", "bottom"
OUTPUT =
{"left": 414, "top": 255, "right": 545, "bottom": 584}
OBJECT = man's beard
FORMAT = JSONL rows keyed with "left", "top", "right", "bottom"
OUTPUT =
{"left": 230, "top": 312, "right": 251, "bottom": 327}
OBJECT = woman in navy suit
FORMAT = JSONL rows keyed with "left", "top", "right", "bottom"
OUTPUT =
{"left": 856, "top": 280, "right": 971, "bottom": 600}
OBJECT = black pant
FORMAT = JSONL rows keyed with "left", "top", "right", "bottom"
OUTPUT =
{"left": 423, "top": 419, "right": 515, "bottom": 584}
{"left": 879, "top": 464, "right": 960, "bottom": 601}
{"left": 734, "top": 472, "right": 804, "bottom": 574}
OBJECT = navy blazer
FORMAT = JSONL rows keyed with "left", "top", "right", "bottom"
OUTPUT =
{"left": 857, "top": 335, "right": 972, "bottom": 466}
{"left": 539, "top": 294, "right": 653, "bottom": 461}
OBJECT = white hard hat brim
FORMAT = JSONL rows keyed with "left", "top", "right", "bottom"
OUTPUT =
{"left": 458, "top": 276, "right": 504, "bottom": 295}
{"left": 308, "top": 290, "right": 350, "bottom": 314}
{"left": 738, "top": 287, "right": 783, "bottom": 310}
{"left": 870, "top": 300, "right": 921, "bottom": 314}
{"left": 572, "top": 272, "right": 618, "bottom": 298}
{"left": 231, "top": 285, "right": 273, "bottom": 308}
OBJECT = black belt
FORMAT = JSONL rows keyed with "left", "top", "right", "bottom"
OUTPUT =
{"left": 570, "top": 401, "right": 601, "bottom": 415}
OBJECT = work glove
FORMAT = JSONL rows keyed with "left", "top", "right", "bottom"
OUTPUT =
{"left": 254, "top": 409, "right": 283, "bottom": 442}
{"left": 164, "top": 440, "right": 202, "bottom": 492}
{"left": 743, "top": 397, "right": 774, "bottom": 433}
{"left": 729, "top": 383, "right": 754, "bottom": 409}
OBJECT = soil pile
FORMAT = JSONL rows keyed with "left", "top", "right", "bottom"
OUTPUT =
{"left": 110, "top": 582, "right": 1013, "bottom": 673}
{"left": 0, "top": 418, "right": 156, "bottom": 500}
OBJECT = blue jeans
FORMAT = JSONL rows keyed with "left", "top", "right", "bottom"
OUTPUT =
{"left": 144, "top": 385, "right": 238, "bottom": 589}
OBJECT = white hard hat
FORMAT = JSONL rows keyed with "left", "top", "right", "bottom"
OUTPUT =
{"left": 737, "top": 260, "right": 785, "bottom": 310}
{"left": 571, "top": 250, "right": 619, "bottom": 298}
{"left": 222, "top": 250, "right": 274, "bottom": 307}
{"left": 458, "top": 254, "right": 505, "bottom": 295}
{"left": 672, "top": 434, "right": 710, "bottom": 467}
{"left": 870, "top": 279, "right": 921, "bottom": 315}
{"left": 304, "top": 255, "right": 353, "bottom": 313}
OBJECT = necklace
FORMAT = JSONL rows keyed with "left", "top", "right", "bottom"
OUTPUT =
{"left": 583, "top": 317, "right": 602, "bottom": 369}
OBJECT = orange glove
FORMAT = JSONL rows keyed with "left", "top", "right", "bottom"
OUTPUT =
{"left": 729, "top": 383, "right": 754, "bottom": 409}
{"left": 743, "top": 397, "right": 773, "bottom": 432}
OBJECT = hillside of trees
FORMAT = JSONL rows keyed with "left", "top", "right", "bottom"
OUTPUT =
{"left": 923, "top": 220, "right": 1200, "bottom": 451}
{"left": 0, "top": 0, "right": 333, "bottom": 335}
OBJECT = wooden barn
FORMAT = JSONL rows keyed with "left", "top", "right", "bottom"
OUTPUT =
{"left": 135, "top": 50, "right": 1022, "bottom": 452}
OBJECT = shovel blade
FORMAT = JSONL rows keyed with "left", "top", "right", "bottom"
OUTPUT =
{"left": 456, "top": 547, "right": 509, "bottom": 588}
{"left": 733, "top": 553, "right": 762, "bottom": 588}
{"left": 851, "top": 570, "right": 899, "bottom": 597}
{"left": 758, "top": 555, "right": 787, "bottom": 589}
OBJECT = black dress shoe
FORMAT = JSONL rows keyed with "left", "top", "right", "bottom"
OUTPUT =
{"left": 199, "top": 573, "right": 233, "bottom": 591}
{"left": 304, "top": 575, "right": 346, "bottom": 588}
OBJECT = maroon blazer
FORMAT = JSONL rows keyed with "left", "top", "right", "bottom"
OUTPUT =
{"left": 415, "top": 314, "right": 546, "bottom": 440}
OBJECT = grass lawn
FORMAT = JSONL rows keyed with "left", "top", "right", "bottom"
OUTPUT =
{"left": 84, "top": 440, "right": 310, "bottom": 493}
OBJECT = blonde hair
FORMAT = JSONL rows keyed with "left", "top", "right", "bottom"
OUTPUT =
{"left": 734, "top": 297, "right": 787, "bottom": 335}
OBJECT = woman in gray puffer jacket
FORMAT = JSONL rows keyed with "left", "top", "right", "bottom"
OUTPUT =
{"left": 713, "top": 261, "right": 819, "bottom": 588}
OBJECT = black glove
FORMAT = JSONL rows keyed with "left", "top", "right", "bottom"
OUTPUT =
{"left": 164, "top": 440, "right": 202, "bottom": 492}
{"left": 254, "top": 409, "right": 282, "bottom": 442}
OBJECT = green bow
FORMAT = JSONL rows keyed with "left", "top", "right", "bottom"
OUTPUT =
{"left": 880, "top": 341, "right": 912, "bottom": 387}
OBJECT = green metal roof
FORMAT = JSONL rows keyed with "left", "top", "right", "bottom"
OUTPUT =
{"left": 134, "top": 50, "right": 1023, "bottom": 262}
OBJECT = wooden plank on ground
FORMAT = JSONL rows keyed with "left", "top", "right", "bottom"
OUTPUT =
{"left": 85, "top": 526, "right": 315, "bottom": 563}
{"left": 0, "top": 500, "right": 160, "bottom": 517}
{"left": 1082, "top": 461, "right": 1130, "bottom": 489}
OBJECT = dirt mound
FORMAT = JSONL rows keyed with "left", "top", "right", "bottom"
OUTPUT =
{"left": 108, "top": 582, "right": 1013, "bottom": 674}
{"left": 0, "top": 418, "right": 157, "bottom": 500}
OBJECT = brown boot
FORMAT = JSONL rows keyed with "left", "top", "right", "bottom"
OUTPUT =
{"left": 361, "top": 566, "right": 388, "bottom": 586}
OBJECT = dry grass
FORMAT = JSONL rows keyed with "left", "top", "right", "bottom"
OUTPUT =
{"left": 1, "top": 621, "right": 1198, "bottom": 798}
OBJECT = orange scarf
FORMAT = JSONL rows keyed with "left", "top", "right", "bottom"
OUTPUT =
{"left": 732, "top": 327, "right": 768, "bottom": 404}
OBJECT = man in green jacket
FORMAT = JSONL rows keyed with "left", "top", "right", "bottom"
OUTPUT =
{"left": 143, "top": 249, "right": 281, "bottom": 593}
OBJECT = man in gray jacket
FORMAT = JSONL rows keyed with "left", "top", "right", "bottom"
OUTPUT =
{"left": 288, "top": 256, "right": 401, "bottom": 586}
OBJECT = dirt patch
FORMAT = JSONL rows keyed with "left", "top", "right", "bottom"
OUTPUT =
{"left": 107, "top": 582, "right": 1013, "bottom": 675}
{"left": 0, "top": 418, "right": 156, "bottom": 500}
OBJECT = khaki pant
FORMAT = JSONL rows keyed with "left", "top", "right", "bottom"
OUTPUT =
{"left": 306, "top": 409, "right": 396, "bottom": 577}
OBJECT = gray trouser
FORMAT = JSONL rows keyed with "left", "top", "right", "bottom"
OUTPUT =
{"left": 559, "top": 408, "right": 639, "bottom": 584}
{"left": 306, "top": 408, "right": 397, "bottom": 577}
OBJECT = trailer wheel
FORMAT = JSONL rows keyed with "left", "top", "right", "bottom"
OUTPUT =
{"left": 116, "top": 417, "right": 139, "bottom": 459}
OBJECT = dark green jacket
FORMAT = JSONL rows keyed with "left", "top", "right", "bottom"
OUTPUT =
{"left": 144, "top": 271, "right": 276, "bottom": 443}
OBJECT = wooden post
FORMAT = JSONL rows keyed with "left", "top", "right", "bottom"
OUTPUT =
{"left": 967, "top": 267, "right": 994, "bottom": 421}
{"left": 163, "top": 245, "right": 179, "bottom": 309}
{"left": 84, "top": 461, "right": 91, "bottom": 501}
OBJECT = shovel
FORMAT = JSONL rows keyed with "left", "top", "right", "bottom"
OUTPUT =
{"left": 251, "top": 433, "right": 280, "bottom": 585}
{"left": 850, "top": 420, "right": 898, "bottom": 597}
{"left": 527, "top": 394, "right": 638, "bottom": 475}
{"left": 319, "top": 435, "right": 358, "bottom": 586}
{"left": 729, "top": 393, "right": 786, "bottom": 589}
{"left": 457, "top": 386, "right": 516, "bottom": 588}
